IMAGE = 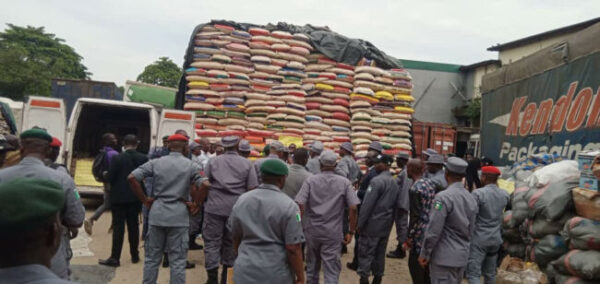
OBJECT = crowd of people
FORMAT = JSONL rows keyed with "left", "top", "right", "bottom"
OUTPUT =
{"left": 0, "top": 127, "right": 510, "bottom": 284}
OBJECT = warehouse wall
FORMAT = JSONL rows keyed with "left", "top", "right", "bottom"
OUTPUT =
{"left": 497, "top": 34, "right": 571, "bottom": 65}
{"left": 406, "top": 68, "right": 467, "bottom": 125}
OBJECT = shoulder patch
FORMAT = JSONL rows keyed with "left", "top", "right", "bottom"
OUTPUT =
{"left": 434, "top": 200, "right": 443, "bottom": 211}
{"left": 367, "top": 186, "right": 372, "bottom": 193}
{"left": 74, "top": 190, "right": 80, "bottom": 200}
{"left": 296, "top": 213, "right": 301, "bottom": 222}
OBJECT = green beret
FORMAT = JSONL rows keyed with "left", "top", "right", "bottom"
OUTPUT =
{"left": 260, "top": 159, "right": 289, "bottom": 176}
{"left": 20, "top": 128, "right": 53, "bottom": 143}
{"left": 0, "top": 178, "right": 64, "bottom": 232}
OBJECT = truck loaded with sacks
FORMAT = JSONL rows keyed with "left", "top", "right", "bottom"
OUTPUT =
{"left": 481, "top": 22, "right": 600, "bottom": 166}
{"left": 175, "top": 20, "right": 415, "bottom": 169}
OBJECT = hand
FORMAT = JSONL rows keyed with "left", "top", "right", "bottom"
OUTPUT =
{"left": 294, "top": 277, "right": 305, "bottom": 284}
{"left": 186, "top": 202, "right": 200, "bottom": 215}
{"left": 403, "top": 239, "right": 412, "bottom": 250}
{"left": 418, "top": 256, "right": 428, "bottom": 268}
{"left": 144, "top": 197, "right": 155, "bottom": 208}
{"left": 343, "top": 233, "right": 353, "bottom": 245}
{"left": 69, "top": 227, "right": 78, "bottom": 239}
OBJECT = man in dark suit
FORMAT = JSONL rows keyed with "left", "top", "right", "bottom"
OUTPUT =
{"left": 99, "top": 134, "right": 149, "bottom": 267}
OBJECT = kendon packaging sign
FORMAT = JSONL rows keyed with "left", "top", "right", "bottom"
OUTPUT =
{"left": 481, "top": 52, "right": 600, "bottom": 165}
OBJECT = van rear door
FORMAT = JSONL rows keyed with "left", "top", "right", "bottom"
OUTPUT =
{"left": 157, "top": 109, "right": 196, "bottom": 145}
{"left": 22, "top": 96, "right": 67, "bottom": 162}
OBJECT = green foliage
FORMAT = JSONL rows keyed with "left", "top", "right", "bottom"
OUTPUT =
{"left": 465, "top": 97, "right": 481, "bottom": 119}
{"left": 136, "top": 57, "right": 181, "bottom": 88}
{"left": 0, "top": 24, "right": 90, "bottom": 100}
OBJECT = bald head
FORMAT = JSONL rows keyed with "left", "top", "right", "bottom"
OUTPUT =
{"left": 406, "top": 158, "right": 425, "bottom": 180}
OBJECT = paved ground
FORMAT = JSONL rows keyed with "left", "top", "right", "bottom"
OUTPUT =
{"left": 70, "top": 199, "right": 412, "bottom": 284}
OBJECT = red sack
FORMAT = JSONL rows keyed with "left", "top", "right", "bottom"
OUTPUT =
{"left": 333, "top": 98, "right": 350, "bottom": 107}
{"left": 246, "top": 129, "right": 275, "bottom": 137}
{"left": 332, "top": 112, "right": 350, "bottom": 121}
{"left": 218, "top": 130, "right": 247, "bottom": 137}
{"left": 306, "top": 102, "right": 321, "bottom": 110}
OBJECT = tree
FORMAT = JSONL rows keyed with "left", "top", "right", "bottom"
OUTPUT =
{"left": 0, "top": 24, "right": 90, "bottom": 100}
{"left": 136, "top": 57, "right": 181, "bottom": 88}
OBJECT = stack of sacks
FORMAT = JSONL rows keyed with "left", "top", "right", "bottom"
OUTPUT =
{"left": 501, "top": 182, "right": 530, "bottom": 259}
{"left": 523, "top": 161, "right": 580, "bottom": 272}
{"left": 350, "top": 65, "right": 414, "bottom": 168}
{"left": 183, "top": 24, "right": 254, "bottom": 142}
{"left": 245, "top": 28, "right": 311, "bottom": 143}
{"left": 301, "top": 54, "right": 353, "bottom": 151}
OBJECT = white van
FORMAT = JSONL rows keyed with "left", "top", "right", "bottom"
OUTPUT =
{"left": 21, "top": 96, "right": 68, "bottom": 163}
{"left": 65, "top": 98, "right": 195, "bottom": 197}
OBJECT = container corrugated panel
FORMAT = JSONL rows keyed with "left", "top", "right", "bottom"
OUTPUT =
{"left": 430, "top": 124, "right": 456, "bottom": 156}
{"left": 51, "top": 79, "right": 123, "bottom": 119}
{"left": 413, "top": 121, "right": 457, "bottom": 158}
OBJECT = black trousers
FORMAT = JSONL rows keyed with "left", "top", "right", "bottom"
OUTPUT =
{"left": 110, "top": 202, "right": 142, "bottom": 260}
{"left": 408, "top": 250, "right": 430, "bottom": 284}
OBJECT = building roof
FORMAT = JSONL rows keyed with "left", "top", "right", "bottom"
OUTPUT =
{"left": 487, "top": 17, "right": 600, "bottom": 51}
{"left": 399, "top": 59, "right": 462, "bottom": 73}
{"left": 52, "top": 78, "right": 117, "bottom": 87}
{"left": 459, "top": 60, "right": 501, "bottom": 71}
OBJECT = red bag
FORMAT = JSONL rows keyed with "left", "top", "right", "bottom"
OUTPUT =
{"left": 246, "top": 129, "right": 275, "bottom": 137}
{"left": 218, "top": 130, "right": 247, "bottom": 137}
{"left": 333, "top": 98, "right": 350, "bottom": 107}
{"left": 332, "top": 112, "right": 350, "bottom": 121}
{"left": 196, "top": 129, "right": 218, "bottom": 137}
{"left": 306, "top": 102, "right": 321, "bottom": 110}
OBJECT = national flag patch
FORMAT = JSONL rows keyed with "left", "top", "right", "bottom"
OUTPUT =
{"left": 296, "top": 213, "right": 301, "bottom": 222}
{"left": 434, "top": 201, "right": 443, "bottom": 211}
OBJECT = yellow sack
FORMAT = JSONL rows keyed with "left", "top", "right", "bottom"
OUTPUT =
{"left": 395, "top": 94, "right": 415, "bottom": 102}
{"left": 188, "top": 81, "right": 209, "bottom": 87}
{"left": 394, "top": 106, "right": 415, "bottom": 114}
{"left": 315, "top": 83, "right": 334, "bottom": 91}
{"left": 375, "top": 91, "right": 393, "bottom": 100}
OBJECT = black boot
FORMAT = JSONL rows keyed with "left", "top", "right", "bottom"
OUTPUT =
{"left": 221, "top": 265, "right": 231, "bottom": 284}
{"left": 189, "top": 237, "right": 204, "bottom": 250}
{"left": 372, "top": 276, "right": 382, "bottom": 284}
{"left": 359, "top": 276, "right": 369, "bottom": 284}
{"left": 205, "top": 268, "right": 218, "bottom": 284}
{"left": 386, "top": 245, "right": 406, "bottom": 259}
{"left": 162, "top": 254, "right": 169, "bottom": 268}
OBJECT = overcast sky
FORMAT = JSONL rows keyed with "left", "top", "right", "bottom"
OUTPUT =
{"left": 1, "top": 0, "right": 598, "bottom": 86}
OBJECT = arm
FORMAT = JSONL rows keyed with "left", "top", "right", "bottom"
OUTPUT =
{"left": 419, "top": 196, "right": 449, "bottom": 263}
{"left": 284, "top": 204, "right": 306, "bottom": 284}
{"left": 409, "top": 182, "right": 434, "bottom": 245}
{"left": 346, "top": 205, "right": 358, "bottom": 244}
{"left": 61, "top": 177, "right": 85, "bottom": 228}
{"left": 246, "top": 161, "right": 259, "bottom": 191}
{"left": 105, "top": 154, "right": 120, "bottom": 183}
{"left": 294, "top": 180, "right": 310, "bottom": 216}
{"left": 335, "top": 159, "right": 350, "bottom": 179}
{"left": 286, "top": 244, "right": 305, "bottom": 284}
{"left": 357, "top": 180, "right": 378, "bottom": 232}
{"left": 128, "top": 161, "right": 154, "bottom": 207}
{"left": 228, "top": 211, "right": 242, "bottom": 253}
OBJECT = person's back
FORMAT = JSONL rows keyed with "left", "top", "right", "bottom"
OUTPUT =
{"left": 0, "top": 178, "right": 77, "bottom": 284}
{"left": 0, "top": 130, "right": 84, "bottom": 280}
{"left": 138, "top": 152, "right": 196, "bottom": 216}
{"left": 230, "top": 185, "right": 302, "bottom": 283}
{"left": 108, "top": 149, "right": 149, "bottom": 204}
{"left": 358, "top": 171, "right": 400, "bottom": 237}
{"left": 281, "top": 148, "right": 311, "bottom": 199}
{"left": 205, "top": 149, "right": 258, "bottom": 216}
{"left": 471, "top": 184, "right": 509, "bottom": 246}
{"left": 427, "top": 182, "right": 477, "bottom": 266}
{"left": 297, "top": 171, "right": 354, "bottom": 240}
{"left": 466, "top": 166, "right": 510, "bottom": 284}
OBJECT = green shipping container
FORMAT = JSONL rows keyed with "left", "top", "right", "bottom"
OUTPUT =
{"left": 124, "top": 81, "right": 176, "bottom": 108}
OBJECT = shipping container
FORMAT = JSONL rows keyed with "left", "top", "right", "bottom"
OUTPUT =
{"left": 413, "top": 121, "right": 457, "bottom": 158}
{"left": 51, "top": 78, "right": 123, "bottom": 120}
{"left": 123, "top": 80, "right": 176, "bottom": 109}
